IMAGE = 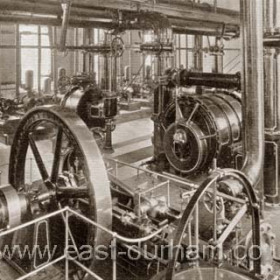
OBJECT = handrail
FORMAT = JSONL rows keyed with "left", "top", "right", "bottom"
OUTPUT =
{"left": 107, "top": 158, "right": 246, "bottom": 204}
{"left": 165, "top": 169, "right": 261, "bottom": 280}
{"left": 0, "top": 205, "right": 170, "bottom": 280}
{"left": 67, "top": 207, "right": 168, "bottom": 244}
{"left": 0, "top": 207, "right": 69, "bottom": 238}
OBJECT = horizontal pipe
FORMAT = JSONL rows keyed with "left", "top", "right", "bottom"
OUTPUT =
{"left": 0, "top": 14, "right": 113, "bottom": 29}
{"left": 264, "top": 38, "right": 280, "bottom": 48}
{"left": 0, "top": 0, "right": 112, "bottom": 19}
{"left": 0, "top": 0, "right": 240, "bottom": 26}
{"left": 71, "top": 0, "right": 240, "bottom": 24}
{"left": 0, "top": 0, "right": 240, "bottom": 37}
{"left": 170, "top": 18, "right": 239, "bottom": 37}
{"left": 0, "top": 13, "right": 238, "bottom": 37}
{"left": 157, "top": 0, "right": 239, "bottom": 17}
{"left": 178, "top": 70, "right": 241, "bottom": 89}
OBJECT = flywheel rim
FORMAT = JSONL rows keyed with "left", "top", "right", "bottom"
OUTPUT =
{"left": 8, "top": 106, "right": 112, "bottom": 276}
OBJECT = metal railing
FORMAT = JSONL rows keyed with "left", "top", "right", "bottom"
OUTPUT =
{"left": 106, "top": 158, "right": 249, "bottom": 259}
{"left": 106, "top": 158, "right": 246, "bottom": 204}
{"left": 0, "top": 158, "right": 251, "bottom": 279}
{"left": 0, "top": 206, "right": 168, "bottom": 280}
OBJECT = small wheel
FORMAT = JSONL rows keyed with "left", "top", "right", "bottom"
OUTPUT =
{"left": 8, "top": 106, "right": 112, "bottom": 277}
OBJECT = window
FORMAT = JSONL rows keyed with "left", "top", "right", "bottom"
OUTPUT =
{"left": 20, "top": 25, "right": 51, "bottom": 92}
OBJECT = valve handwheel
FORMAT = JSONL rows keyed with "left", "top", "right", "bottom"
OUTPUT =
{"left": 111, "top": 36, "right": 124, "bottom": 57}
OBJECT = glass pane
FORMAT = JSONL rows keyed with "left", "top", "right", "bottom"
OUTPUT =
{"left": 78, "top": 28, "right": 83, "bottom": 46}
{"left": 40, "top": 26, "right": 49, "bottom": 34}
{"left": 180, "top": 35, "right": 187, "bottom": 48}
{"left": 21, "top": 34, "right": 38, "bottom": 46}
{"left": 41, "top": 35, "right": 50, "bottom": 46}
{"left": 93, "top": 28, "right": 99, "bottom": 43}
{"left": 19, "top": 25, "right": 38, "bottom": 33}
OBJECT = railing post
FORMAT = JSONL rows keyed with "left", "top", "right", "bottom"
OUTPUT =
{"left": 194, "top": 204, "right": 199, "bottom": 249}
{"left": 115, "top": 161, "right": 118, "bottom": 178}
{"left": 65, "top": 209, "right": 69, "bottom": 280}
{"left": 30, "top": 158, "right": 33, "bottom": 183}
{"left": 187, "top": 196, "right": 192, "bottom": 245}
{"left": 167, "top": 180, "right": 170, "bottom": 207}
{"left": 112, "top": 233, "right": 117, "bottom": 280}
{"left": 213, "top": 180, "right": 217, "bottom": 242}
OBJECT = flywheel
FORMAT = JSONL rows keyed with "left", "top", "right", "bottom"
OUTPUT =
{"left": 7, "top": 106, "right": 112, "bottom": 278}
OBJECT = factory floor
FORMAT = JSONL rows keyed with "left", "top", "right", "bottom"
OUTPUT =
{"left": 0, "top": 117, "right": 280, "bottom": 279}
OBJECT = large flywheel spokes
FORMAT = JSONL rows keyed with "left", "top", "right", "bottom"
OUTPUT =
{"left": 8, "top": 106, "right": 112, "bottom": 277}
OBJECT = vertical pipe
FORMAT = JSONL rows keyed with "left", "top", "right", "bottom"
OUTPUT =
{"left": 214, "top": 38, "right": 223, "bottom": 73}
{"left": 275, "top": 0, "right": 280, "bottom": 33}
{"left": 0, "top": 24, "right": 1, "bottom": 96}
{"left": 276, "top": 51, "right": 280, "bottom": 130}
{"left": 82, "top": 29, "right": 87, "bottom": 73}
{"left": 111, "top": 56, "right": 117, "bottom": 92}
{"left": 65, "top": 209, "right": 69, "bottom": 280}
{"left": 97, "top": 29, "right": 101, "bottom": 86}
{"left": 128, "top": 31, "right": 132, "bottom": 81}
{"left": 194, "top": 203, "right": 199, "bottom": 247}
{"left": 74, "top": 28, "right": 78, "bottom": 74}
{"left": 194, "top": 35, "right": 203, "bottom": 71}
{"left": 185, "top": 35, "right": 188, "bottom": 69}
{"left": 16, "top": 24, "right": 20, "bottom": 99}
{"left": 240, "top": 0, "right": 264, "bottom": 189}
{"left": 38, "top": 25, "right": 41, "bottom": 94}
{"left": 112, "top": 235, "right": 117, "bottom": 280}
{"left": 59, "top": 0, "right": 71, "bottom": 52}
{"left": 142, "top": 53, "right": 146, "bottom": 83}
{"left": 213, "top": 182, "right": 217, "bottom": 242}
{"left": 264, "top": 48, "right": 276, "bottom": 132}
{"left": 264, "top": 0, "right": 274, "bottom": 35}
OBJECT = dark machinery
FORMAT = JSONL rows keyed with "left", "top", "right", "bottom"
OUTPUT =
{"left": 60, "top": 74, "right": 118, "bottom": 152}
{"left": 152, "top": 70, "right": 242, "bottom": 175}
{"left": 0, "top": 103, "right": 273, "bottom": 280}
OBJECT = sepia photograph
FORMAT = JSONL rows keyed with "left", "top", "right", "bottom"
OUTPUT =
{"left": 0, "top": 0, "right": 278, "bottom": 279}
